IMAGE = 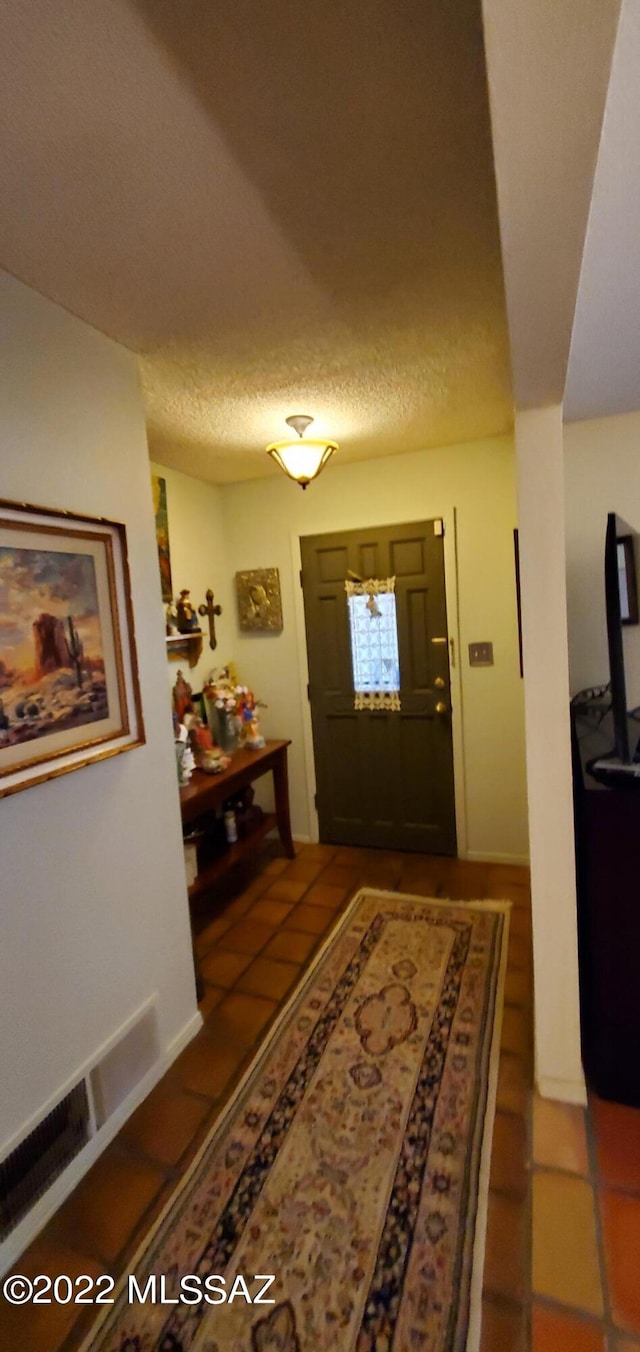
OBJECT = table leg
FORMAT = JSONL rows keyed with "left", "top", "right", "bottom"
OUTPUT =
{"left": 272, "top": 747, "right": 295, "bottom": 858}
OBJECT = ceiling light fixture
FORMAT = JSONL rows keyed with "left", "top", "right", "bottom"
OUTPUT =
{"left": 266, "top": 415, "right": 338, "bottom": 489}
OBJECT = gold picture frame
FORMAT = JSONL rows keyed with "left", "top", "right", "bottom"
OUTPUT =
{"left": 235, "top": 568, "right": 283, "bottom": 632}
{"left": 0, "top": 497, "right": 145, "bottom": 798}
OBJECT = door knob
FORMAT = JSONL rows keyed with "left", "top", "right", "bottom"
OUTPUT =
{"left": 435, "top": 701, "right": 448, "bottom": 715}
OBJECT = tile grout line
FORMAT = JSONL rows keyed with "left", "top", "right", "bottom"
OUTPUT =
{"left": 584, "top": 1094, "right": 625, "bottom": 1347}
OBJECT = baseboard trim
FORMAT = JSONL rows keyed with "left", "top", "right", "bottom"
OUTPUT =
{"left": 166, "top": 1009, "right": 203, "bottom": 1061}
{"left": 0, "top": 1007, "right": 203, "bottom": 1277}
{"left": 536, "top": 1072, "right": 587, "bottom": 1106}
{"left": 466, "top": 850, "right": 530, "bottom": 867}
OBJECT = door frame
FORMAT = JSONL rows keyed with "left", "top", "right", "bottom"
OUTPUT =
{"left": 289, "top": 506, "right": 468, "bottom": 858}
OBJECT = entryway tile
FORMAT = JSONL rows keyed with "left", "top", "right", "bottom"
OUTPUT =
{"left": 199, "top": 948, "right": 252, "bottom": 987}
{"left": 204, "top": 991, "right": 278, "bottom": 1049}
{"left": 316, "top": 865, "right": 360, "bottom": 891}
{"left": 296, "top": 844, "right": 338, "bottom": 863}
{"left": 304, "top": 882, "right": 349, "bottom": 910}
{"left": 533, "top": 1096, "right": 589, "bottom": 1175}
{"left": 600, "top": 1187, "right": 640, "bottom": 1334}
{"left": 197, "top": 984, "right": 226, "bottom": 1019}
{"left": 507, "top": 907, "right": 532, "bottom": 939}
{"left": 482, "top": 1191, "right": 528, "bottom": 1303}
{"left": 220, "top": 892, "right": 258, "bottom": 920}
{"left": 531, "top": 1303, "right": 607, "bottom": 1351}
{"left": 235, "top": 956, "right": 301, "bottom": 1001}
{"left": 263, "top": 929, "right": 318, "bottom": 964}
{"left": 500, "top": 1006, "right": 532, "bottom": 1060}
{"left": 120, "top": 1086, "right": 210, "bottom": 1167}
{"left": 507, "top": 934, "right": 533, "bottom": 970}
{"left": 174, "top": 1036, "right": 242, "bottom": 1101}
{"left": 480, "top": 1297, "right": 527, "bottom": 1352}
{"left": 219, "top": 919, "right": 276, "bottom": 955}
{"left": 194, "top": 913, "right": 233, "bottom": 957}
{"left": 262, "top": 857, "right": 289, "bottom": 876}
{"left": 504, "top": 966, "right": 532, "bottom": 1007}
{"left": 488, "top": 881, "right": 531, "bottom": 909}
{"left": 592, "top": 1096, "right": 640, "bottom": 1192}
{"left": 263, "top": 878, "right": 309, "bottom": 905}
{"left": 286, "top": 903, "right": 336, "bottom": 936}
{"left": 532, "top": 1172, "right": 602, "bottom": 1314}
{"left": 246, "top": 898, "right": 295, "bottom": 926}
{"left": 489, "top": 1110, "right": 528, "bottom": 1198}
{"left": 52, "top": 1149, "right": 164, "bottom": 1262}
{"left": 279, "top": 858, "right": 326, "bottom": 884}
{"left": 0, "top": 1239, "right": 105, "bottom": 1352}
{"left": 496, "top": 1053, "right": 530, "bottom": 1117}
{"left": 397, "top": 874, "right": 440, "bottom": 897}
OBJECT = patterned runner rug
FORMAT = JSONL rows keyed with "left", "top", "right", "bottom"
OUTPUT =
{"left": 85, "top": 889, "right": 509, "bottom": 1352}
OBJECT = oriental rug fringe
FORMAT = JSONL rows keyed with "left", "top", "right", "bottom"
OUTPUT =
{"left": 85, "top": 889, "right": 509, "bottom": 1352}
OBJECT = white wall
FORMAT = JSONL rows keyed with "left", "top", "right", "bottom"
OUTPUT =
{"left": 201, "top": 434, "right": 529, "bottom": 863}
{"left": 0, "top": 275, "right": 198, "bottom": 1175}
{"left": 149, "top": 462, "right": 235, "bottom": 696}
{"left": 516, "top": 405, "right": 584, "bottom": 1103}
{"left": 565, "top": 409, "right": 640, "bottom": 708}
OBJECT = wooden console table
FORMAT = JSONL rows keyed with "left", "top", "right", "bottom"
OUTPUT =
{"left": 179, "top": 739, "right": 295, "bottom": 901}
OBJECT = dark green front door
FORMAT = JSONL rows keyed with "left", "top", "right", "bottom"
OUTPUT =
{"left": 300, "top": 520, "right": 456, "bottom": 854}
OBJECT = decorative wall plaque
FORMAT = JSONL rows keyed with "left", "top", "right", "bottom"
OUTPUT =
{"left": 235, "top": 568, "right": 283, "bottom": 633}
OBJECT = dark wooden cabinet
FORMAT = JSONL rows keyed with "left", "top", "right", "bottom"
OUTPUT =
{"left": 571, "top": 702, "right": 640, "bottom": 1106}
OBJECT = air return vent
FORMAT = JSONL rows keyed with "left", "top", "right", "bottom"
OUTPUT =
{"left": 90, "top": 1005, "right": 159, "bottom": 1129}
{"left": 0, "top": 1082, "right": 90, "bottom": 1241}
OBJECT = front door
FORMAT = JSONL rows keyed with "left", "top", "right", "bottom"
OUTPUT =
{"left": 300, "top": 520, "right": 456, "bottom": 854}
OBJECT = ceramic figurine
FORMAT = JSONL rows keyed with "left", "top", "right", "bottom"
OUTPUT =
{"left": 176, "top": 589, "right": 201, "bottom": 634}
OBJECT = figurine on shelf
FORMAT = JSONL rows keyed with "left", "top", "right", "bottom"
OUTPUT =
{"left": 176, "top": 589, "right": 201, "bottom": 634}
{"left": 165, "top": 601, "right": 179, "bottom": 635}
{"left": 175, "top": 722, "right": 196, "bottom": 785}
{"left": 173, "top": 669, "right": 193, "bottom": 723}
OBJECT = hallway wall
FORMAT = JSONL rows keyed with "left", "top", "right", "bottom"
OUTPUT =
{"left": 0, "top": 274, "right": 198, "bottom": 1202}
{"left": 565, "top": 409, "right": 640, "bottom": 708}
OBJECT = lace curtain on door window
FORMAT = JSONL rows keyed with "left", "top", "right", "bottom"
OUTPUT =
{"left": 345, "top": 577, "right": 401, "bottom": 710}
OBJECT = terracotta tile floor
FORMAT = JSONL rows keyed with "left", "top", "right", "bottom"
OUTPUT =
{"left": 0, "top": 844, "right": 533, "bottom": 1352}
{"left": 532, "top": 1086, "right": 640, "bottom": 1350}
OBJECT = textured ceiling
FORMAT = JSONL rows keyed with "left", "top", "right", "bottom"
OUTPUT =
{"left": 483, "top": 0, "right": 621, "bottom": 414}
{"left": 564, "top": 0, "right": 640, "bottom": 422}
{"left": 0, "top": 0, "right": 513, "bottom": 483}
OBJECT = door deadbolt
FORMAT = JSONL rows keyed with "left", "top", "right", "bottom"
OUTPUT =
{"left": 434, "top": 677, "right": 445, "bottom": 689}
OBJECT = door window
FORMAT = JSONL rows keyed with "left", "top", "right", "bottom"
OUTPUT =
{"left": 345, "top": 577, "right": 401, "bottom": 710}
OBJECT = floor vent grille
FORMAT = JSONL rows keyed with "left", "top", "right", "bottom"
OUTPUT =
{"left": 0, "top": 1081, "right": 90, "bottom": 1241}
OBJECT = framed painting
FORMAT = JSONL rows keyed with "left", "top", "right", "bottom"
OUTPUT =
{"left": 235, "top": 567, "right": 283, "bottom": 632}
{"left": 0, "top": 498, "right": 145, "bottom": 798}
{"left": 151, "top": 474, "right": 173, "bottom": 603}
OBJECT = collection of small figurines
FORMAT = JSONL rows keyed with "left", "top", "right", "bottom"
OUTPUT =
{"left": 202, "top": 666, "right": 266, "bottom": 752}
{"left": 172, "top": 668, "right": 231, "bottom": 781}
{"left": 172, "top": 664, "right": 266, "bottom": 785}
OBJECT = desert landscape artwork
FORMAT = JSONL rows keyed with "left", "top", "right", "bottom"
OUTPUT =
{"left": 0, "top": 544, "right": 109, "bottom": 753}
{"left": 0, "top": 502, "right": 145, "bottom": 798}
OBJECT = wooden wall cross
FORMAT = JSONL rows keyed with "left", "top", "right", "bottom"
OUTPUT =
{"left": 198, "top": 589, "right": 223, "bottom": 650}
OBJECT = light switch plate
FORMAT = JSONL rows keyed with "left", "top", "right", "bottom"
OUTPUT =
{"left": 469, "top": 641, "right": 494, "bottom": 667}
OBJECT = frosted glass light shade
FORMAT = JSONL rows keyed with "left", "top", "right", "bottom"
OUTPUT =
{"left": 266, "top": 438, "right": 338, "bottom": 488}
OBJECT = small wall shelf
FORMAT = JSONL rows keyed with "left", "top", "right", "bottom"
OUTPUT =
{"left": 166, "top": 632, "right": 203, "bottom": 668}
